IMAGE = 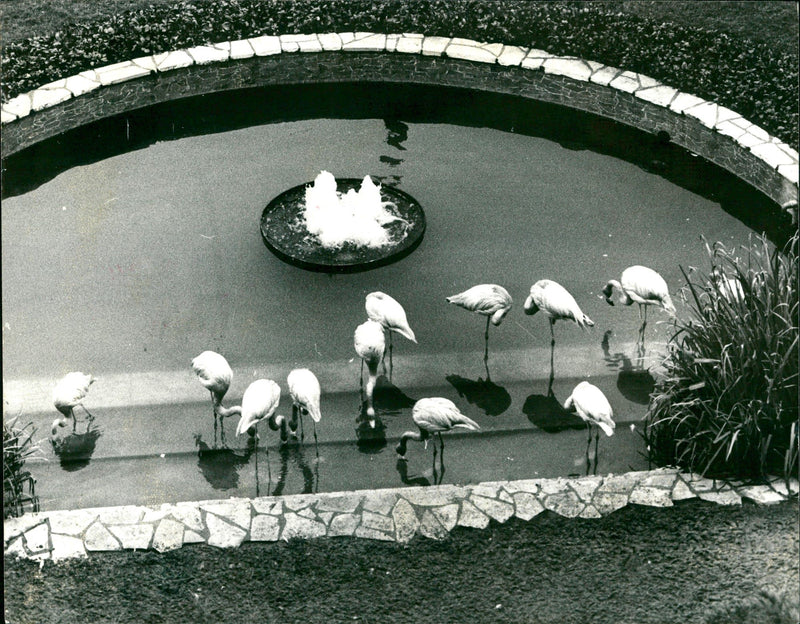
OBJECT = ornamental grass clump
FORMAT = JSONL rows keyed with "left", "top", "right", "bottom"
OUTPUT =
{"left": 3, "top": 415, "right": 42, "bottom": 519}
{"left": 645, "top": 233, "right": 798, "bottom": 481}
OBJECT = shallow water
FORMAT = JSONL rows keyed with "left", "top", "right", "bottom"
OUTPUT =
{"left": 2, "top": 104, "right": 763, "bottom": 509}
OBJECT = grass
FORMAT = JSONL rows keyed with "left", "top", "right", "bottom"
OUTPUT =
{"left": 3, "top": 416, "right": 42, "bottom": 520}
{"left": 645, "top": 233, "right": 799, "bottom": 481}
{"left": 2, "top": 0, "right": 796, "bottom": 53}
{"left": 1, "top": 0, "right": 798, "bottom": 146}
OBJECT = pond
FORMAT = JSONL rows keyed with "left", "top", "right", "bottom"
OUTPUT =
{"left": 1, "top": 83, "right": 774, "bottom": 511}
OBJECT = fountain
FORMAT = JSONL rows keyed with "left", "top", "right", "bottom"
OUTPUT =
{"left": 260, "top": 171, "right": 426, "bottom": 272}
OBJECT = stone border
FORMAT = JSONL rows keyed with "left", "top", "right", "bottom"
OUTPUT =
{"left": 4, "top": 469, "right": 798, "bottom": 562}
{"left": 1, "top": 33, "right": 797, "bottom": 210}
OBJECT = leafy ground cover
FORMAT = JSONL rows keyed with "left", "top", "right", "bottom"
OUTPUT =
{"left": 4, "top": 499, "right": 799, "bottom": 624}
{"left": 1, "top": 0, "right": 798, "bottom": 145}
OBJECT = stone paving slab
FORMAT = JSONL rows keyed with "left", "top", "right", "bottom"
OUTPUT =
{"left": 5, "top": 470, "right": 797, "bottom": 562}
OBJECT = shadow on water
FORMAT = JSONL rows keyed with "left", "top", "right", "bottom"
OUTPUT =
{"left": 51, "top": 425, "right": 102, "bottom": 472}
{"left": 373, "top": 375, "right": 416, "bottom": 414}
{"left": 446, "top": 374, "right": 512, "bottom": 416}
{"left": 3, "top": 83, "right": 790, "bottom": 246}
{"left": 601, "top": 330, "right": 656, "bottom": 405}
{"left": 523, "top": 392, "right": 585, "bottom": 433}
{"left": 194, "top": 434, "right": 253, "bottom": 491}
{"left": 270, "top": 441, "right": 316, "bottom": 497}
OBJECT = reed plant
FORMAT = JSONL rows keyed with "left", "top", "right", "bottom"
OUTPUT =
{"left": 3, "top": 415, "right": 42, "bottom": 519}
{"left": 645, "top": 232, "right": 798, "bottom": 481}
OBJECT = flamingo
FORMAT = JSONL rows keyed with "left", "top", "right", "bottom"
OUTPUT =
{"left": 287, "top": 368, "right": 322, "bottom": 446}
{"left": 602, "top": 266, "right": 676, "bottom": 343}
{"left": 563, "top": 381, "right": 615, "bottom": 475}
{"left": 354, "top": 319, "right": 385, "bottom": 428}
{"left": 191, "top": 351, "right": 242, "bottom": 445}
{"left": 446, "top": 284, "right": 512, "bottom": 376}
{"left": 366, "top": 291, "right": 416, "bottom": 375}
{"left": 710, "top": 266, "right": 745, "bottom": 303}
{"left": 396, "top": 397, "right": 480, "bottom": 481}
{"left": 524, "top": 279, "right": 594, "bottom": 391}
{"left": 52, "top": 372, "right": 95, "bottom": 436}
{"left": 234, "top": 378, "right": 284, "bottom": 496}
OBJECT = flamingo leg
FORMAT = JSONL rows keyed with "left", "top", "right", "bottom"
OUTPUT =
{"left": 438, "top": 433, "right": 445, "bottom": 485}
{"left": 585, "top": 424, "right": 592, "bottom": 475}
{"left": 254, "top": 428, "right": 260, "bottom": 498}
{"left": 299, "top": 409, "right": 305, "bottom": 443}
{"left": 80, "top": 404, "right": 95, "bottom": 422}
{"left": 388, "top": 331, "right": 394, "bottom": 380}
{"left": 484, "top": 315, "right": 491, "bottom": 371}
{"left": 548, "top": 319, "right": 556, "bottom": 395}
{"left": 594, "top": 429, "right": 600, "bottom": 476}
{"left": 71, "top": 409, "right": 77, "bottom": 432}
{"left": 312, "top": 421, "right": 319, "bottom": 459}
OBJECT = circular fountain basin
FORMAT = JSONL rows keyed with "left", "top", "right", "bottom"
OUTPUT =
{"left": 260, "top": 178, "right": 426, "bottom": 272}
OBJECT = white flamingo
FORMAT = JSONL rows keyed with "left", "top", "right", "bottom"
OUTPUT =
{"left": 711, "top": 266, "right": 745, "bottom": 303}
{"left": 524, "top": 279, "right": 594, "bottom": 390}
{"left": 446, "top": 284, "right": 512, "bottom": 375}
{"left": 287, "top": 368, "right": 322, "bottom": 446}
{"left": 52, "top": 372, "right": 95, "bottom": 438}
{"left": 396, "top": 397, "right": 480, "bottom": 481}
{"left": 366, "top": 291, "right": 416, "bottom": 374}
{"left": 235, "top": 378, "right": 283, "bottom": 496}
{"left": 602, "top": 266, "right": 676, "bottom": 342}
{"left": 354, "top": 319, "right": 385, "bottom": 428}
{"left": 563, "top": 381, "right": 615, "bottom": 475}
{"left": 191, "top": 351, "right": 242, "bottom": 445}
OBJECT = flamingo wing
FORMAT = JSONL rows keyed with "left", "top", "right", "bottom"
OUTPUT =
{"left": 288, "top": 368, "right": 322, "bottom": 422}
{"left": 53, "top": 372, "right": 94, "bottom": 408}
{"left": 354, "top": 320, "right": 385, "bottom": 365}
{"left": 235, "top": 379, "right": 281, "bottom": 436}
{"left": 532, "top": 280, "right": 590, "bottom": 326}
{"left": 447, "top": 284, "right": 512, "bottom": 318}
{"left": 191, "top": 351, "right": 232, "bottom": 395}
{"left": 571, "top": 382, "right": 615, "bottom": 436}
{"left": 621, "top": 266, "right": 669, "bottom": 304}
{"left": 412, "top": 398, "right": 480, "bottom": 433}
{"left": 366, "top": 292, "right": 417, "bottom": 342}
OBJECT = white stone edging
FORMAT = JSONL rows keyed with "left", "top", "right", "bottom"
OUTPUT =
{"left": 1, "top": 32, "right": 798, "bottom": 189}
{"left": 5, "top": 469, "right": 798, "bottom": 562}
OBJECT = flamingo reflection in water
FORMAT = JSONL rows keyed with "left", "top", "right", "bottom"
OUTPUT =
{"left": 366, "top": 291, "right": 417, "bottom": 379}
{"left": 191, "top": 351, "right": 242, "bottom": 446}
{"left": 234, "top": 379, "right": 284, "bottom": 497}
{"left": 52, "top": 372, "right": 96, "bottom": 435}
{"left": 396, "top": 397, "right": 481, "bottom": 485}
{"left": 524, "top": 279, "right": 594, "bottom": 394}
{"left": 446, "top": 284, "right": 512, "bottom": 379}
{"left": 563, "top": 381, "right": 616, "bottom": 475}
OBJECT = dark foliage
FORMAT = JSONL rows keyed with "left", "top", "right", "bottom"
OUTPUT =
{"left": 2, "top": 0, "right": 797, "bottom": 145}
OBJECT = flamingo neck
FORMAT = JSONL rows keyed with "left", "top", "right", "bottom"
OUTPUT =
{"left": 216, "top": 403, "right": 242, "bottom": 418}
{"left": 396, "top": 430, "right": 423, "bottom": 456}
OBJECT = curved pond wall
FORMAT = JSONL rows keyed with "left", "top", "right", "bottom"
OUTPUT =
{"left": 1, "top": 33, "right": 798, "bottom": 212}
